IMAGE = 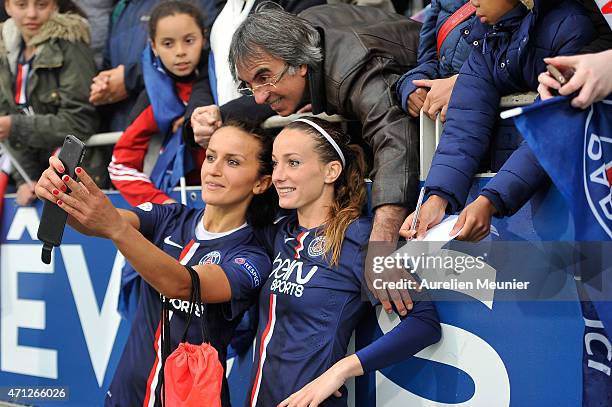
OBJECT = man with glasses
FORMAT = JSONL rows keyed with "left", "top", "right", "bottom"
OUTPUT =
{"left": 228, "top": 4, "right": 420, "bottom": 237}
{"left": 226, "top": 3, "right": 422, "bottom": 313}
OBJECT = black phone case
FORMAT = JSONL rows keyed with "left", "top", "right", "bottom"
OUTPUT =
{"left": 37, "top": 135, "right": 86, "bottom": 263}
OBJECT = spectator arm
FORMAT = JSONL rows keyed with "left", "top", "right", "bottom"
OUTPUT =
{"left": 480, "top": 141, "right": 549, "bottom": 217}
{"left": 425, "top": 51, "right": 500, "bottom": 213}
{"left": 395, "top": 0, "right": 442, "bottom": 111}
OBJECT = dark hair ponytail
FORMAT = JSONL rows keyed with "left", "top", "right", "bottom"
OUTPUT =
{"left": 285, "top": 118, "right": 367, "bottom": 266}
{"left": 219, "top": 121, "right": 278, "bottom": 228}
{"left": 148, "top": 0, "right": 207, "bottom": 40}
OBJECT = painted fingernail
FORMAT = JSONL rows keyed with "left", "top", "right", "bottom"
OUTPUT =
{"left": 60, "top": 185, "right": 67, "bottom": 192}
{"left": 52, "top": 189, "right": 59, "bottom": 196}
{"left": 62, "top": 175, "right": 70, "bottom": 182}
{"left": 58, "top": 166, "right": 65, "bottom": 173}
{"left": 75, "top": 167, "right": 82, "bottom": 174}
{"left": 57, "top": 200, "right": 63, "bottom": 206}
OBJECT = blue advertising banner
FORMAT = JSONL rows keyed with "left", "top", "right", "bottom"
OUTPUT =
{"left": 0, "top": 185, "right": 586, "bottom": 406}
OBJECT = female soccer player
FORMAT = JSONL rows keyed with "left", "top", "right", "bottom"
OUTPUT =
{"left": 249, "top": 117, "right": 442, "bottom": 407}
{"left": 35, "top": 123, "right": 277, "bottom": 407}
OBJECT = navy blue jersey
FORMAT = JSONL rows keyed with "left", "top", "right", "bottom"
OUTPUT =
{"left": 248, "top": 214, "right": 371, "bottom": 407}
{"left": 248, "top": 214, "right": 441, "bottom": 407}
{"left": 106, "top": 203, "right": 271, "bottom": 407}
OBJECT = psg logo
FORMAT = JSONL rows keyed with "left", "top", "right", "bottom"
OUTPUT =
{"left": 199, "top": 250, "right": 222, "bottom": 265}
{"left": 308, "top": 236, "right": 326, "bottom": 257}
{"left": 583, "top": 102, "right": 612, "bottom": 238}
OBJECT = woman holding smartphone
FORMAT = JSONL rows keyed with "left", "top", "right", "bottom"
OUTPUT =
{"left": 35, "top": 122, "right": 277, "bottom": 407}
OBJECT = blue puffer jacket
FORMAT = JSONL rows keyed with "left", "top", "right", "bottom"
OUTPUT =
{"left": 396, "top": 0, "right": 477, "bottom": 111}
{"left": 425, "top": 0, "right": 596, "bottom": 216}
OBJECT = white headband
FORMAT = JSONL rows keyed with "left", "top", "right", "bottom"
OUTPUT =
{"left": 293, "top": 118, "right": 346, "bottom": 167}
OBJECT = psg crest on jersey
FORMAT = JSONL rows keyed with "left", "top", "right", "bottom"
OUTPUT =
{"left": 583, "top": 103, "right": 612, "bottom": 238}
{"left": 308, "top": 236, "right": 326, "bottom": 257}
{"left": 199, "top": 250, "right": 222, "bottom": 265}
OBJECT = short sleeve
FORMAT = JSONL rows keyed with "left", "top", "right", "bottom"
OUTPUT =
{"left": 130, "top": 202, "right": 182, "bottom": 241}
{"left": 221, "top": 247, "right": 272, "bottom": 320}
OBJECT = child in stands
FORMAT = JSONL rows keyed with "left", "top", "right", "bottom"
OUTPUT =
{"left": 108, "top": 1, "right": 212, "bottom": 206}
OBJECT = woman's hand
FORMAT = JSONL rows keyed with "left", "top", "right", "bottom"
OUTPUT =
{"left": 36, "top": 157, "right": 128, "bottom": 240}
{"left": 35, "top": 156, "right": 67, "bottom": 203}
{"left": 413, "top": 75, "right": 458, "bottom": 122}
{"left": 399, "top": 195, "right": 448, "bottom": 240}
{"left": 277, "top": 355, "right": 363, "bottom": 407}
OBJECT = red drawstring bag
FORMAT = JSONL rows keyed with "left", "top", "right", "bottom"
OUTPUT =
{"left": 161, "top": 266, "right": 223, "bottom": 407}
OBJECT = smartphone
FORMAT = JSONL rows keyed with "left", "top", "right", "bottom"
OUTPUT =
{"left": 37, "top": 135, "right": 86, "bottom": 264}
{"left": 547, "top": 64, "right": 574, "bottom": 86}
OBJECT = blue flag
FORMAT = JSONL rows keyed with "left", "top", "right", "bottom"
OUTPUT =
{"left": 512, "top": 96, "right": 612, "bottom": 405}
{"left": 512, "top": 96, "right": 612, "bottom": 240}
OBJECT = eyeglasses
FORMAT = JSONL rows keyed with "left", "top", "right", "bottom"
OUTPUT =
{"left": 237, "top": 65, "right": 291, "bottom": 97}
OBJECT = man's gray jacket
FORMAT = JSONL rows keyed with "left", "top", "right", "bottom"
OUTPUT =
{"left": 300, "top": 4, "right": 421, "bottom": 209}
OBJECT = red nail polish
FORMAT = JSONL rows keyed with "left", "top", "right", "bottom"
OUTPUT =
{"left": 57, "top": 200, "right": 63, "bottom": 206}
{"left": 60, "top": 185, "right": 67, "bottom": 192}
{"left": 62, "top": 175, "right": 70, "bottom": 182}
{"left": 58, "top": 166, "right": 65, "bottom": 173}
{"left": 52, "top": 189, "right": 59, "bottom": 196}
{"left": 75, "top": 167, "right": 82, "bottom": 174}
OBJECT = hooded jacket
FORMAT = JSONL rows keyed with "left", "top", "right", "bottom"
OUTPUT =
{"left": 0, "top": 13, "right": 99, "bottom": 186}
{"left": 299, "top": 4, "right": 422, "bottom": 209}
{"left": 424, "top": 0, "right": 596, "bottom": 216}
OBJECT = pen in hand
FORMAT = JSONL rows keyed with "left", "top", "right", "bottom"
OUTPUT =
{"left": 409, "top": 187, "right": 426, "bottom": 240}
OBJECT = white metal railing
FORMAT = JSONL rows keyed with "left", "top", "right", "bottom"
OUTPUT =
{"left": 419, "top": 92, "right": 537, "bottom": 180}
{"left": 85, "top": 113, "right": 344, "bottom": 148}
